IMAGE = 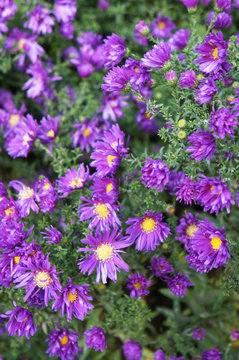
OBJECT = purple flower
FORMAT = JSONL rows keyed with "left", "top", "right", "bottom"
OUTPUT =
{"left": 8, "top": 180, "right": 39, "bottom": 217}
{"left": 216, "top": 0, "right": 231, "bottom": 11}
{"left": 179, "top": 70, "right": 196, "bottom": 88}
{"left": 0, "top": 197, "right": 19, "bottom": 222}
{"left": 98, "top": 0, "right": 110, "bottom": 10}
{"left": 134, "top": 21, "right": 149, "bottom": 46}
{"left": 194, "top": 78, "right": 218, "bottom": 104}
{"left": 209, "top": 107, "right": 238, "bottom": 139}
{"left": 14, "top": 254, "right": 62, "bottom": 306}
{"left": 84, "top": 326, "right": 107, "bottom": 352}
{"left": 1, "top": 302, "right": 37, "bottom": 339}
{"left": 193, "top": 328, "right": 206, "bottom": 340}
{"left": 167, "top": 273, "right": 194, "bottom": 297}
{"left": 24, "top": 5, "right": 55, "bottom": 35}
{"left": 60, "top": 21, "right": 74, "bottom": 39}
{"left": 38, "top": 115, "right": 60, "bottom": 151}
{"left": 149, "top": 256, "right": 174, "bottom": 278}
{"left": 230, "top": 329, "right": 239, "bottom": 340}
{"left": 186, "top": 218, "right": 230, "bottom": 273}
{"left": 72, "top": 118, "right": 98, "bottom": 152}
{"left": 154, "top": 349, "right": 166, "bottom": 360}
{"left": 78, "top": 196, "right": 121, "bottom": 231}
{"left": 0, "top": 0, "right": 17, "bottom": 37}
{"left": 175, "top": 213, "right": 199, "bottom": 250}
{"left": 99, "top": 91, "right": 129, "bottom": 121}
{"left": 150, "top": 14, "right": 175, "bottom": 39}
{"left": 56, "top": 164, "right": 89, "bottom": 198}
{"left": 122, "top": 339, "right": 142, "bottom": 360}
{"left": 77, "top": 31, "right": 102, "bottom": 48}
{"left": 103, "top": 33, "right": 126, "bottom": 69}
{"left": 126, "top": 272, "right": 150, "bottom": 298}
{"left": 41, "top": 225, "right": 62, "bottom": 244}
{"left": 201, "top": 348, "right": 222, "bottom": 360}
{"left": 0, "top": 219, "right": 28, "bottom": 249}
{"left": 90, "top": 177, "right": 119, "bottom": 204}
{"left": 165, "top": 170, "right": 186, "bottom": 195}
{"left": 206, "top": 12, "right": 232, "bottom": 29}
{"left": 196, "top": 175, "right": 234, "bottom": 214}
{"left": 141, "top": 42, "right": 171, "bottom": 69}
{"left": 77, "top": 229, "right": 131, "bottom": 283}
{"left": 165, "top": 70, "right": 177, "bottom": 83}
{"left": 52, "top": 278, "right": 93, "bottom": 321}
{"left": 136, "top": 105, "right": 159, "bottom": 134}
{"left": 181, "top": 0, "right": 199, "bottom": 8}
{"left": 125, "top": 211, "right": 171, "bottom": 251}
{"left": 53, "top": 0, "right": 77, "bottom": 23}
{"left": 46, "top": 323, "right": 81, "bottom": 360}
{"left": 101, "top": 66, "right": 132, "bottom": 92}
{"left": 123, "top": 58, "right": 150, "bottom": 91}
{"left": 168, "top": 29, "right": 190, "bottom": 51}
{"left": 140, "top": 157, "right": 169, "bottom": 192}
{"left": 194, "top": 32, "right": 230, "bottom": 75}
{"left": 186, "top": 130, "right": 216, "bottom": 162}
{"left": 35, "top": 176, "right": 58, "bottom": 213}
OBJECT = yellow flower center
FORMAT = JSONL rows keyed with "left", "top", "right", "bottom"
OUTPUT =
{"left": 68, "top": 290, "right": 78, "bottom": 303}
{"left": 34, "top": 271, "right": 52, "bottom": 289}
{"left": 70, "top": 178, "right": 83, "bottom": 188}
{"left": 23, "top": 133, "right": 31, "bottom": 145}
{"left": 19, "top": 187, "right": 34, "bottom": 200}
{"left": 157, "top": 21, "right": 165, "bottom": 29}
{"left": 96, "top": 243, "right": 114, "bottom": 261}
{"left": 46, "top": 129, "right": 55, "bottom": 137}
{"left": 107, "top": 155, "right": 117, "bottom": 166}
{"left": 5, "top": 207, "right": 15, "bottom": 217}
{"left": 212, "top": 47, "right": 219, "bottom": 59}
{"left": 158, "top": 265, "right": 162, "bottom": 270}
{"left": 9, "top": 114, "right": 20, "bottom": 127}
{"left": 106, "top": 183, "right": 113, "bottom": 193}
{"left": 210, "top": 236, "right": 222, "bottom": 250}
{"left": 134, "top": 66, "right": 140, "bottom": 72}
{"left": 0, "top": 197, "right": 4, "bottom": 202}
{"left": 134, "top": 282, "right": 141, "bottom": 290}
{"left": 59, "top": 336, "right": 69, "bottom": 345}
{"left": 144, "top": 112, "right": 151, "bottom": 119}
{"left": 186, "top": 224, "right": 199, "bottom": 238}
{"left": 141, "top": 217, "right": 157, "bottom": 233}
{"left": 43, "top": 183, "right": 51, "bottom": 191}
{"left": 14, "top": 256, "right": 21, "bottom": 264}
{"left": 83, "top": 128, "right": 91, "bottom": 137}
{"left": 94, "top": 203, "right": 110, "bottom": 219}
{"left": 18, "top": 38, "right": 26, "bottom": 50}
{"left": 23, "top": 317, "right": 28, "bottom": 322}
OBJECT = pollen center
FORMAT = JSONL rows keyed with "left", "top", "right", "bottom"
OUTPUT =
{"left": 210, "top": 236, "right": 222, "bottom": 250}
{"left": 95, "top": 203, "right": 110, "bottom": 219}
{"left": 70, "top": 178, "right": 83, "bottom": 188}
{"left": 141, "top": 217, "right": 157, "bottom": 233}
{"left": 107, "top": 155, "right": 117, "bottom": 166}
{"left": 19, "top": 187, "right": 34, "bottom": 200}
{"left": 5, "top": 207, "right": 15, "bottom": 217}
{"left": 9, "top": 114, "right": 20, "bottom": 127}
{"left": 14, "top": 256, "right": 21, "bottom": 264}
{"left": 18, "top": 38, "right": 26, "bottom": 50}
{"left": 23, "top": 133, "right": 31, "bottom": 145}
{"left": 83, "top": 128, "right": 90, "bottom": 137}
{"left": 106, "top": 183, "right": 113, "bottom": 192}
{"left": 34, "top": 271, "right": 52, "bottom": 289}
{"left": 212, "top": 47, "right": 219, "bottom": 59}
{"left": 68, "top": 290, "right": 78, "bottom": 303}
{"left": 59, "top": 335, "right": 69, "bottom": 345}
{"left": 96, "top": 243, "right": 113, "bottom": 261}
{"left": 186, "top": 224, "right": 199, "bottom": 238}
{"left": 43, "top": 182, "right": 51, "bottom": 191}
{"left": 46, "top": 129, "right": 55, "bottom": 137}
{"left": 157, "top": 21, "right": 165, "bottom": 29}
{"left": 134, "top": 282, "right": 142, "bottom": 290}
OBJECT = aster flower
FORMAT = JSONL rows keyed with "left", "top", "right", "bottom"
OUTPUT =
{"left": 77, "top": 229, "right": 131, "bottom": 283}
{"left": 103, "top": 33, "right": 126, "bottom": 69}
{"left": 122, "top": 339, "right": 142, "bottom": 360}
{"left": 154, "top": 349, "right": 166, "bottom": 360}
{"left": 193, "top": 328, "right": 206, "bottom": 340}
{"left": 167, "top": 273, "right": 194, "bottom": 298}
{"left": 176, "top": 213, "right": 199, "bottom": 250}
{"left": 201, "top": 347, "right": 222, "bottom": 360}
{"left": 90, "top": 177, "right": 119, "bottom": 203}
{"left": 52, "top": 278, "right": 93, "bottom": 321}
{"left": 176, "top": 177, "right": 198, "bottom": 205}
{"left": 168, "top": 29, "right": 190, "bottom": 51}
{"left": 216, "top": 0, "right": 231, "bottom": 11}
{"left": 99, "top": 91, "right": 129, "bottom": 121}
{"left": 149, "top": 256, "right": 174, "bottom": 278}
{"left": 77, "top": 31, "right": 102, "bottom": 48}
{"left": 8, "top": 180, "right": 38, "bottom": 218}
{"left": 181, "top": 0, "right": 199, "bottom": 8}
{"left": 38, "top": 115, "right": 60, "bottom": 151}
{"left": 194, "top": 78, "right": 218, "bottom": 104}
{"left": 35, "top": 176, "right": 58, "bottom": 213}
{"left": 134, "top": 21, "right": 149, "bottom": 46}
{"left": 14, "top": 254, "right": 62, "bottom": 306}
{"left": 57, "top": 164, "right": 89, "bottom": 198}
{"left": 1, "top": 302, "right": 37, "bottom": 339}
{"left": 141, "top": 42, "right": 171, "bottom": 69}
{"left": 165, "top": 70, "right": 177, "bottom": 84}
{"left": 194, "top": 32, "right": 230, "bottom": 75}
{"left": 24, "top": 5, "right": 55, "bottom": 35}
{"left": 196, "top": 175, "right": 234, "bottom": 214}
{"left": 0, "top": 219, "right": 27, "bottom": 249}
{"left": 209, "top": 107, "right": 238, "bottom": 139}
{"left": 0, "top": 197, "right": 19, "bottom": 222}
{"left": 125, "top": 211, "right": 171, "bottom": 251}
{"left": 72, "top": 118, "right": 98, "bottom": 152}
{"left": 186, "top": 218, "right": 230, "bottom": 273}
{"left": 230, "top": 329, "right": 239, "bottom": 340}
{"left": 84, "top": 326, "right": 107, "bottom": 352}
{"left": 179, "top": 70, "right": 196, "bottom": 88}
{"left": 123, "top": 58, "right": 150, "bottom": 91}
{"left": 126, "top": 272, "right": 150, "bottom": 298}
{"left": 101, "top": 66, "right": 132, "bottom": 92}
{"left": 206, "top": 12, "right": 232, "bottom": 29}
{"left": 140, "top": 157, "right": 169, "bottom": 192}
{"left": 0, "top": 1, "right": 17, "bottom": 38}
{"left": 41, "top": 225, "right": 62, "bottom": 245}
{"left": 59, "top": 21, "right": 74, "bottom": 39}
{"left": 150, "top": 14, "right": 175, "bottom": 39}
{"left": 186, "top": 130, "right": 216, "bottom": 162}
{"left": 165, "top": 170, "right": 186, "bottom": 195}
{"left": 46, "top": 323, "right": 81, "bottom": 360}
{"left": 98, "top": 0, "right": 110, "bottom": 10}
{"left": 53, "top": 0, "right": 77, "bottom": 23}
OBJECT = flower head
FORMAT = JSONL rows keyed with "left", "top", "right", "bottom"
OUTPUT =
{"left": 168, "top": 29, "right": 190, "bottom": 51}
{"left": 35, "top": 176, "right": 58, "bottom": 213}
{"left": 206, "top": 11, "right": 232, "bottom": 29}
{"left": 181, "top": 0, "right": 199, "bottom": 8}
{"left": 209, "top": 107, "right": 238, "bottom": 139}
{"left": 176, "top": 177, "right": 198, "bottom": 205}
{"left": 125, "top": 211, "right": 171, "bottom": 251}
{"left": 90, "top": 177, "right": 119, "bottom": 203}
{"left": 122, "top": 339, "right": 142, "bottom": 360}
{"left": 230, "top": 329, "right": 239, "bottom": 340}
{"left": 24, "top": 5, "right": 55, "bottom": 35}
{"left": 41, "top": 225, "right": 62, "bottom": 244}
{"left": 134, "top": 21, "right": 149, "bottom": 46}
{"left": 38, "top": 115, "right": 60, "bottom": 150}
{"left": 8, "top": 180, "right": 38, "bottom": 218}
{"left": 149, "top": 256, "right": 174, "bottom": 278}
{"left": 186, "top": 130, "right": 216, "bottom": 162}
{"left": 167, "top": 273, "right": 194, "bottom": 297}
{"left": 103, "top": 33, "right": 126, "bottom": 69}
{"left": 201, "top": 347, "right": 222, "bottom": 360}
{"left": 176, "top": 213, "right": 199, "bottom": 250}
{"left": 150, "top": 14, "right": 175, "bottom": 39}
{"left": 53, "top": 0, "right": 77, "bottom": 23}
{"left": 57, "top": 164, "right": 89, "bottom": 198}
{"left": 99, "top": 91, "right": 129, "bottom": 121}
{"left": 101, "top": 66, "right": 132, "bottom": 92}
{"left": 154, "top": 350, "right": 166, "bottom": 360}
{"left": 194, "top": 78, "right": 218, "bottom": 104}
{"left": 179, "top": 70, "right": 196, "bottom": 88}
{"left": 193, "top": 328, "right": 206, "bottom": 340}
{"left": 141, "top": 42, "right": 171, "bottom": 69}
{"left": 77, "top": 229, "right": 131, "bottom": 283}
{"left": 84, "top": 326, "right": 107, "bottom": 352}
{"left": 126, "top": 272, "right": 150, "bottom": 298}
{"left": 140, "top": 157, "right": 169, "bottom": 192}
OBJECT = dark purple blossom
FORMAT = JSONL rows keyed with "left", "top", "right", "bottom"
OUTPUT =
{"left": 35, "top": 176, "right": 58, "bottom": 213}
{"left": 193, "top": 328, "right": 206, "bottom": 340}
{"left": 216, "top": 0, "right": 231, "bottom": 11}
{"left": 141, "top": 42, "right": 171, "bottom": 69}
{"left": 84, "top": 326, "right": 107, "bottom": 352}
{"left": 206, "top": 11, "right": 232, "bottom": 29}
{"left": 149, "top": 256, "right": 174, "bottom": 278}
{"left": 60, "top": 21, "right": 74, "bottom": 39}
{"left": 136, "top": 105, "right": 159, "bottom": 134}
{"left": 38, "top": 115, "right": 60, "bottom": 151}
{"left": 209, "top": 107, "right": 238, "bottom": 139}
{"left": 186, "top": 130, "right": 216, "bottom": 162}
{"left": 102, "top": 66, "right": 132, "bottom": 92}
{"left": 90, "top": 177, "right": 119, "bottom": 204}
{"left": 150, "top": 14, "right": 175, "bottom": 39}
{"left": 103, "top": 33, "right": 126, "bottom": 69}
{"left": 0, "top": 219, "right": 27, "bottom": 249}
{"left": 98, "top": 0, "right": 110, "bottom": 10}
{"left": 179, "top": 70, "right": 196, "bottom": 88}
{"left": 231, "top": 329, "right": 239, "bottom": 340}
{"left": 201, "top": 347, "right": 222, "bottom": 360}
{"left": 122, "top": 339, "right": 142, "bottom": 360}
{"left": 56, "top": 164, "right": 89, "bottom": 198}
{"left": 176, "top": 213, "right": 199, "bottom": 250}
{"left": 168, "top": 29, "right": 190, "bottom": 51}
{"left": 154, "top": 349, "right": 166, "bottom": 360}
{"left": 134, "top": 21, "right": 149, "bottom": 46}
{"left": 194, "top": 78, "right": 218, "bottom": 104}
{"left": 167, "top": 273, "right": 194, "bottom": 297}
{"left": 181, "top": 0, "right": 199, "bottom": 8}
{"left": 41, "top": 225, "right": 62, "bottom": 245}
{"left": 123, "top": 58, "right": 150, "bottom": 91}
{"left": 140, "top": 157, "right": 169, "bottom": 192}
{"left": 126, "top": 272, "right": 150, "bottom": 298}
{"left": 77, "top": 229, "right": 131, "bottom": 283}
{"left": 99, "top": 91, "right": 129, "bottom": 121}
{"left": 165, "top": 170, "right": 186, "bottom": 195}
{"left": 24, "top": 5, "right": 55, "bottom": 35}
